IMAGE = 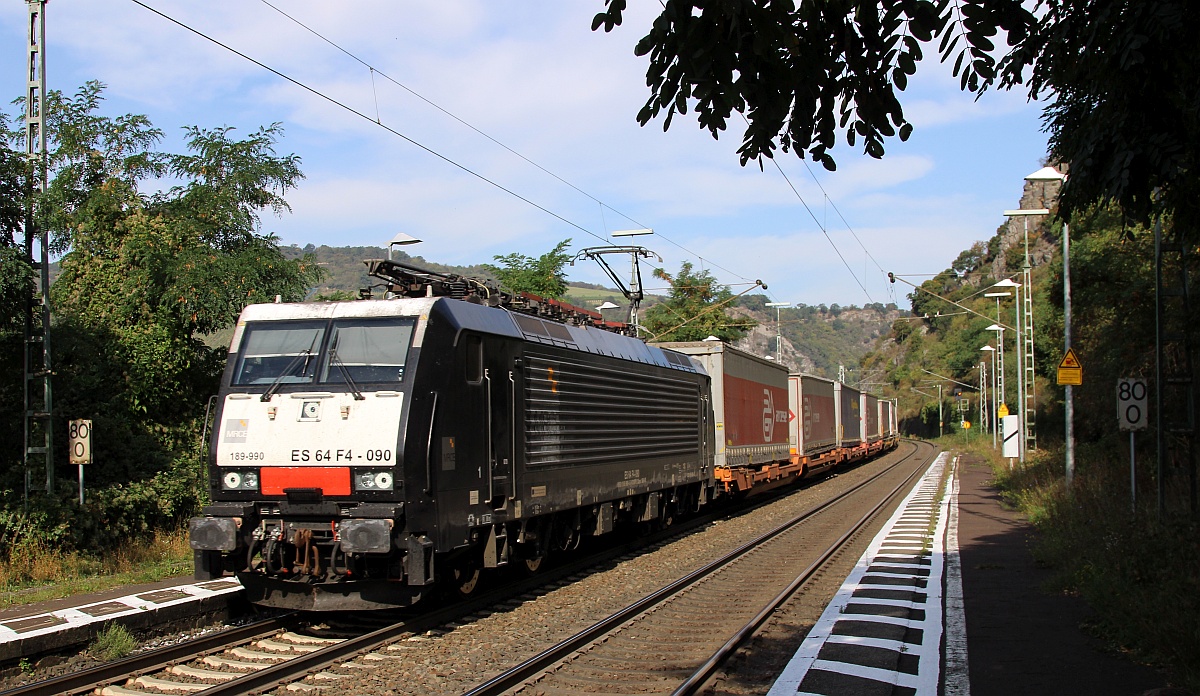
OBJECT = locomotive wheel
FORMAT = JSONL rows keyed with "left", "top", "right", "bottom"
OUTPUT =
{"left": 453, "top": 564, "right": 482, "bottom": 596}
{"left": 553, "top": 527, "right": 579, "bottom": 552}
{"left": 522, "top": 555, "right": 546, "bottom": 574}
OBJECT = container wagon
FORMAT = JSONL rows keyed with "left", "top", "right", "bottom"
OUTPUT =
{"left": 838, "top": 382, "right": 863, "bottom": 459}
{"left": 880, "top": 398, "right": 897, "bottom": 445}
{"left": 788, "top": 373, "right": 840, "bottom": 477}
{"left": 653, "top": 342, "right": 792, "bottom": 494}
{"left": 864, "top": 393, "right": 884, "bottom": 455}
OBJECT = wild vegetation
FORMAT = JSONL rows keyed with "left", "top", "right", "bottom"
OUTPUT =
{"left": 0, "top": 82, "right": 320, "bottom": 591}
{"left": 641, "top": 261, "right": 756, "bottom": 342}
{"left": 985, "top": 441, "right": 1200, "bottom": 690}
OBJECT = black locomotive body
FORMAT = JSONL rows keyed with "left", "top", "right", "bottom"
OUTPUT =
{"left": 190, "top": 273, "right": 714, "bottom": 610}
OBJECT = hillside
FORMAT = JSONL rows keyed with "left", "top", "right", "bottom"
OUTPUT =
{"left": 857, "top": 171, "right": 1066, "bottom": 437}
{"left": 733, "top": 299, "right": 904, "bottom": 379}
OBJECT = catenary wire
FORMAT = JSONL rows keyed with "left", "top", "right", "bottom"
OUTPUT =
{"left": 765, "top": 154, "right": 874, "bottom": 302}
{"left": 130, "top": 0, "right": 611, "bottom": 247}
{"left": 800, "top": 158, "right": 888, "bottom": 276}
{"left": 254, "top": 0, "right": 759, "bottom": 287}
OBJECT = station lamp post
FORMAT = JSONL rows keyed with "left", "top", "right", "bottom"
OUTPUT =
{"left": 596, "top": 300, "right": 620, "bottom": 321}
{"left": 979, "top": 359, "right": 989, "bottom": 437}
{"left": 387, "top": 232, "right": 422, "bottom": 260}
{"left": 981, "top": 345, "right": 997, "bottom": 448}
{"left": 1022, "top": 166, "right": 1073, "bottom": 486}
{"left": 765, "top": 302, "right": 791, "bottom": 364}
{"left": 1003, "top": 202, "right": 1051, "bottom": 455}
{"left": 985, "top": 319, "right": 1007, "bottom": 411}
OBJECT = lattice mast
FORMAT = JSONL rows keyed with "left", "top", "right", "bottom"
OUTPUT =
{"left": 23, "top": 0, "right": 54, "bottom": 500}
{"left": 1022, "top": 233, "right": 1037, "bottom": 451}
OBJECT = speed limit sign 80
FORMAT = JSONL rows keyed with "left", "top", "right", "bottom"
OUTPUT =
{"left": 1117, "top": 379, "right": 1148, "bottom": 432}
{"left": 69, "top": 419, "right": 93, "bottom": 465}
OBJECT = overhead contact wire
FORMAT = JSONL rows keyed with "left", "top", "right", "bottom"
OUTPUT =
{"left": 256, "top": 0, "right": 759, "bottom": 287}
{"left": 129, "top": 0, "right": 611, "bottom": 246}
{"left": 766, "top": 155, "right": 874, "bottom": 302}
{"left": 800, "top": 159, "right": 888, "bottom": 276}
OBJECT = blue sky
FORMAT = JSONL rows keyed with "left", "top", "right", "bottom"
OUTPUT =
{"left": 0, "top": 1, "right": 1051, "bottom": 307}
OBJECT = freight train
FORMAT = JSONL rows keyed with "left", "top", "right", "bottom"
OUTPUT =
{"left": 188, "top": 259, "right": 898, "bottom": 610}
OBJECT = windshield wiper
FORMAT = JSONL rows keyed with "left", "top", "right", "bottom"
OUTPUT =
{"left": 329, "top": 346, "right": 366, "bottom": 401}
{"left": 261, "top": 334, "right": 320, "bottom": 402}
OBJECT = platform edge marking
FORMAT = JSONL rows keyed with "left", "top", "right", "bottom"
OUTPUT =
{"left": 943, "top": 456, "right": 971, "bottom": 696}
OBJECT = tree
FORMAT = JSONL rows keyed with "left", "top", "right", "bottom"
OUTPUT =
{"left": 641, "top": 261, "right": 755, "bottom": 341}
{"left": 0, "top": 82, "right": 322, "bottom": 554}
{"left": 593, "top": 0, "right": 1200, "bottom": 227}
{"left": 485, "top": 239, "right": 573, "bottom": 298}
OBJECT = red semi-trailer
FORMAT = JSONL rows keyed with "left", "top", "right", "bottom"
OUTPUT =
{"left": 654, "top": 342, "right": 792, "bottom": 493}
{"left": 788, "top": 373, "right": 840, "bottom": 478}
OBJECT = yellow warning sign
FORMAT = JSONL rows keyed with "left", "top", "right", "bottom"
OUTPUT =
{"left": 998, "top": 403, "right": 1009, "bottom": 418}
{"left": 1057, "top": 348, "right": 1083, "bottom": 386}
{"left": 962, "top": 421, "right": 972, "bottom": 429}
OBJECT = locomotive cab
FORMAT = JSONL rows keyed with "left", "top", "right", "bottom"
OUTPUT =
{"left": 190, "top": 299, "right": 436, "bottom": 609}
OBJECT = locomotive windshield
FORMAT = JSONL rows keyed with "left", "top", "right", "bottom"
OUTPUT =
{"left": 231, "top": 317, "right": 415, "bottom": 386}
{"left": 232, "top": 321, "right": 325, "bottom": 385}
{"left": 321, "top": 319, "right": 414, "bottom": 384}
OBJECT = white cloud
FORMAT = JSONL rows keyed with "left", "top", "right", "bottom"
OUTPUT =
{"left": 0, "top": 1, "right": 1050, "bottom": 310}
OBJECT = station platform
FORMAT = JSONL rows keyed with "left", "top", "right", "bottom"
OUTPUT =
{"left": 0, "top": 575, "right": 243, "bottom": 662}
{"left": 767, "top": 451, "right": 1175, "bottom": 696}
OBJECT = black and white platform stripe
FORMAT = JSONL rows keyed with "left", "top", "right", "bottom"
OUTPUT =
{"left": 768, "top": 452, "right": 952, "bottom": 696}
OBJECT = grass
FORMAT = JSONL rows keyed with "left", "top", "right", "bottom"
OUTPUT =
{"left": 971, "top": 438, "right": 1200, "bottom": 691}
{"left": 89, "top": 622, "right": 138, "bottom": 660}
{"left": 0, "top": 527, "right": 193, "bottom": 610}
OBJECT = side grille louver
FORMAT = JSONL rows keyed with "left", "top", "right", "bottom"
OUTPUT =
{"left": 524, "top": 352, "right": 700, "bottom": 467}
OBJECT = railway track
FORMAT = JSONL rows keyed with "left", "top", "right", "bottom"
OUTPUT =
{"left": 465, "top": 440, "right": 937, "bottom": 696}
{"left": 2, "top": 443, "right": 930, "bottom": 696}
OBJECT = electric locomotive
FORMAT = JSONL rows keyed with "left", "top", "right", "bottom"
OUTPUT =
{"left": 189, "top": 259, "right": 715, "bottom": 611}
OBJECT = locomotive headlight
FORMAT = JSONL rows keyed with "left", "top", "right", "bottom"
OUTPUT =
{"left": 353, "top": 470, "right": 395, "bottom": 492}
{"left": 221, "top": 469, "right": 260, "bottom": 491}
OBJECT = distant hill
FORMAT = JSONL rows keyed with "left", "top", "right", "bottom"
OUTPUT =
{"left": 279, "top": 244, "right": 900, "bottom": 378}
{"left": 734, "top": 297, "right": 905, "bottom": 379}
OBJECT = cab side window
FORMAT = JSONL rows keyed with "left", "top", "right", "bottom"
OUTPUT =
{"left": 465, "top": 335, "right": 483, "bottom": 384}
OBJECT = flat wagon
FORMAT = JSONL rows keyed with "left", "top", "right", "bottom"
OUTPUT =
{"left": 653, "top": 342, "right": 792, "bottom": 494}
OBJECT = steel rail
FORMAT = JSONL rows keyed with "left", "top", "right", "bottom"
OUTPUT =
{"left": 2, "top": 463, "right": 827, "bottom": 696}
{"left": 0, "top": 616, "right": 289, "bottom": 696}
{"left": 7, "top": 442, "right": 912, "bottom": 696}
{"left": 187, "top": 470, "right": 852, "bottom": 695}
{"left": 673, "top": 440, "right": 938, "bottom": 695}
{"left": 462, "top": 441, "right": 928, "bottom": 696}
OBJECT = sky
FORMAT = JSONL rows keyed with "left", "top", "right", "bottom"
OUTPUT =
{"left": 0, "top": 1, "right": 1052, "bottom": 308}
